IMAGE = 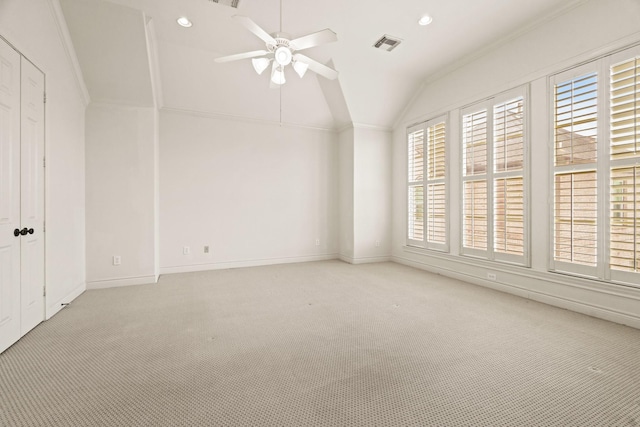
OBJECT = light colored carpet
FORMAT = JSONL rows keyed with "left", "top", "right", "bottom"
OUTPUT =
{"left": 1, "top": 260, "right": 639, "bottom": 426}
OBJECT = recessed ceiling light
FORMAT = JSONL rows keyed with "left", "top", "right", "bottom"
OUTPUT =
{"left": 418, "top": 15, "right": 433, "bottom": 26}
{"left": 177, "top": 17, "right": 192, "bottom": 28}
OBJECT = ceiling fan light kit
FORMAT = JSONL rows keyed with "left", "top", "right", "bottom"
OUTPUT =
{"left": 252, "top": 57, "right": 270, "bottom": 75}
{"left": 293, "top": 60, "right": 309, "bottom": 78}
{"left": 214, "top": 3, "right": 339, "bottom": 87}
{"left": 274, "top": 46, "right": 292, "bottom": 66}
{"left": 271, "top": 63, "right": 286, "bottom": 85}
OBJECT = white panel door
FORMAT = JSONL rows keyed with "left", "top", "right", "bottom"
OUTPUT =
{"left": 20, "top": 57, "right": 45, "bottom": 336}
{"left": 0, "top": 39, "right": 21, "bottom": 353}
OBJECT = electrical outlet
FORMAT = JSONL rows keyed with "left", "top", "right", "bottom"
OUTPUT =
{"left": 315, "top": 238, "right": 320, "bottom": 246}
{"left": 183, "top": 246, "right": 190, "bottom": 255}
{"left": 113, "top": 255, "right": 121, "bottom": 266}
{"left": 375, "top": 240, "right": 380, "bottom": 247}
{"left": 204, "top": 245, "right": 210, "bottom": 254}
{"left": 487, "top": 272, "right": 497, "bottom": 281}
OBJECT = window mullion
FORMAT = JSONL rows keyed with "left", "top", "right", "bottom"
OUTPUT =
{"left": 487, "top": 104, "right": 495, "bottom": 259}
{"left": 422, "top": 128, "right": 428, "bottom": 248}
{"left": 600, "top": 57, "right": 611, "bottom": 280}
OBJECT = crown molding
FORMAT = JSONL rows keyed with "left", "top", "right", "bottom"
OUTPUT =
{"left": 160, "top": 106, "right": 337, "bottom": 133}
{"left": 336, "top": 122, "right": 393, "bottom": 133}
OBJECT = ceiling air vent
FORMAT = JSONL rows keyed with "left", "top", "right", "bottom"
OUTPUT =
{"left": 208, "top": 0, "right": 240, "bottom": 8}
{"left": 373, "top": 35, "right": 402, "bottom": 52}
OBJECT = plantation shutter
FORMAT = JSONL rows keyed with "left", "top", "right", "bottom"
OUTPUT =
{"left": 407, "top": 116, "right": 448, "bottom": 251}
{"left": 610, "top": 54, "right": 640, "bottom": 279}
{"left": 461, "top": 87, "right": 528, "bottom": 264}
{"left": 610, "top": 167, "right": 639, "bottom": 272}
{"left": 610, "top": 58, "right": 639, "bottom": 160}
{"left": 426, "top": 121, "right": 446, "bottom": 246}
{"left": 551, "top": 69, "right": 598, "bottom": 275}
{"left": 493, "top": 98, "right": 525, "bottom": 256}
{"left": 462, "top": 109, "right": 489, "bottom": 252}
{"left": 408, "top": 128, "right": 424, "bottom": 242}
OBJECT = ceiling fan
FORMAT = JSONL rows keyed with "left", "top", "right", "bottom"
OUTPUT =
{"left": 214, "top": 11, "right": 339, "bottom": 87}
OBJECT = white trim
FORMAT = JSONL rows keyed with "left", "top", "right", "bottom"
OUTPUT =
{"left": 90, "top": 98, "right": 155, "bottom": 109}
{"left": 46, "top": 281, "right": 85, "bottom": 319}
{"left": 336, "top": 122, "right": 393, "bottom": 133}
{"left": 352, "top": 122, "right": 393, "bottom": 132}
{"left": 339, "top": 255, "right": 391, "bottom": 264}
{"left": 160, "top": 253, "right": 339, "bottom": 275}
{"left": 87, "top": 275, "right": 158, "bottom": 290}
{"left": 47, "top": 0, "right": 90, "bottom": 106}
{"left": 161, "top": 106, "right": 337, "bottom": 133}
{"left": 393, "top": 252, "right": 640, "bottom": 329}
{"left": 88, "top": 101, "right": 155, "bottom": 111}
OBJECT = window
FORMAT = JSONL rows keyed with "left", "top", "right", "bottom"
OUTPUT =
{"left": 551, "top": 70, "right": 598, "bottom": 276}
{"left": 407, "top": 116, "right": 448, "bottom": 251}
{"left": 550, "top": 45, "right": 640, "bottom": 285}
{"left": 461, "top": 87, "right": 528, "bottom": 265}
{"left": 609, "top": 53, "right": 640, "bottom": 283}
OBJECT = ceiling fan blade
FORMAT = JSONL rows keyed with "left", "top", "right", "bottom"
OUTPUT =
{"left": 290, "top": 29, "right": 337, "bottom": 51}
{"left": 232, "top": 15, "right": 276, "bottom": 45}
{"left": 215, "top": 50, "right": 270, "bottom": 63}
{"left": 293, "top": 54, "right": 339, "bottom": 80}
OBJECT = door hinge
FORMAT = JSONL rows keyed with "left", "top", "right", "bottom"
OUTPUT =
{"left": 43, "top": 286, "right": 46, "bottom": 297}
{"left": 43, "top": 92, "right": 46, "bottom": 104}
{"left": 43, "top": 221, "right": 46, "bottom": 232}
{"left": 43, "top": 157, "right": 46, "bottom": 168}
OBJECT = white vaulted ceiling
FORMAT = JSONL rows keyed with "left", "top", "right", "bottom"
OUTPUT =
{"left": 60, "top": 0, "right": 587, "bottom": 130}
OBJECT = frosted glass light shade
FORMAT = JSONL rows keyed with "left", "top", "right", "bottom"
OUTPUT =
{"left": 271, "top": 67, "right": 286, "bottom": 85}
{"left": 252, "top": 57, "right": 270, "bottom": 75}
{"left": 293, "top": 61, "right": 309, "bottom": 78}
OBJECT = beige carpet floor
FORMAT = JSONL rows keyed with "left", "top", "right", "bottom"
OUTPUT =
{"left": 1, "top": 260, "right": 639, "bottom": 426}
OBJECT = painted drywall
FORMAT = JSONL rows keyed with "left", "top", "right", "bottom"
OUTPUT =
{"left": 353, "top": 127, "right": 391, "bottom": 262}
{"left": 158, "top": 41, "right": 336, "bottom": 130}
{"left": 85, "top": 104, "right": 157, "bottom": 287}
{"left": 392, "top": 0, "right": 640, "bottom": 327}
{"left": 59, "top": 0, "right": 154, "bottom": 107}
{"left": 159, "top": 111, "right": 339, "bottom": 272}
{"left": 338, "top": 126, "right": 392, "bottom": 263}
{"left": 0, "top": 0, "right": 87, "bottom": 317}
{"left": 338, "top": 127, "right": 354, "bottom": 260}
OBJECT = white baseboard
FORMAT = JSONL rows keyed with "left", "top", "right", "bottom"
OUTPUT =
{"left": 392, "top": 254, "right": 640, "bottom": 330}
{"left": 87, "top": 275, "right": 158, "bottom": 290}
{"left": 339, "top": 255, "right": 391, "bottom": 264}
{"left": 160, "top": 253, "right": 339, "bottom": 275}
{"left": 46, "top": 281, "right": 85, "bottom": 319}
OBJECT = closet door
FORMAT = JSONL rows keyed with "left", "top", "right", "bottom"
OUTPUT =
{"left": 20, "top": 57, "right": 45, "bottom": 335}
{"left": 0, "top": 39, "right": 21, "bottom": 353}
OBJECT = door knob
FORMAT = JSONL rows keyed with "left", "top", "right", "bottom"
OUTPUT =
{"left": 28, "top": 228, "right": 34, "bottom": 234}
{"left": 20, "top": 228, "right": 28, "bottom": 236}
{"left": 14, "top": 228, "right": 20, "bottom": 237}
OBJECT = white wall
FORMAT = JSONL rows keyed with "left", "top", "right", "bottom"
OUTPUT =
{"left": 159, "top": 111, "right": 339, "bottom": 273}
{"left": 338, "top": 126, "right": 392, "bottom": 263}
{"left": 85, "top": 104, "right": 157, "bottom": 288}
{"left": 392, "top": 0, "right": 640, "bottom": 328}
{"left": 0, "top": 0, "right": 87, "bottom": 317}
{"left": 353, "top": 127, "right": 391, "bottom": 262}
{"left": 338, "top": 127, "right": 354, "bottom": 260}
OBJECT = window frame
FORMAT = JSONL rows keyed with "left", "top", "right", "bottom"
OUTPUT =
{"left": 548, "top": 45, "right": 640, "bottom": 287}
{"left": 406, "top": 114, "right": 449, "bottom": 252}
{"left": 549, "top": 62, "right": 604, "bottom": 278}
{"left": 460, "top": 86, "right": 530, "bottom": 266}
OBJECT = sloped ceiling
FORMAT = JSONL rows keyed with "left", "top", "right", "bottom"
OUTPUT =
{"left": 60, "top": 0, "right": 585, "bottom": 130}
